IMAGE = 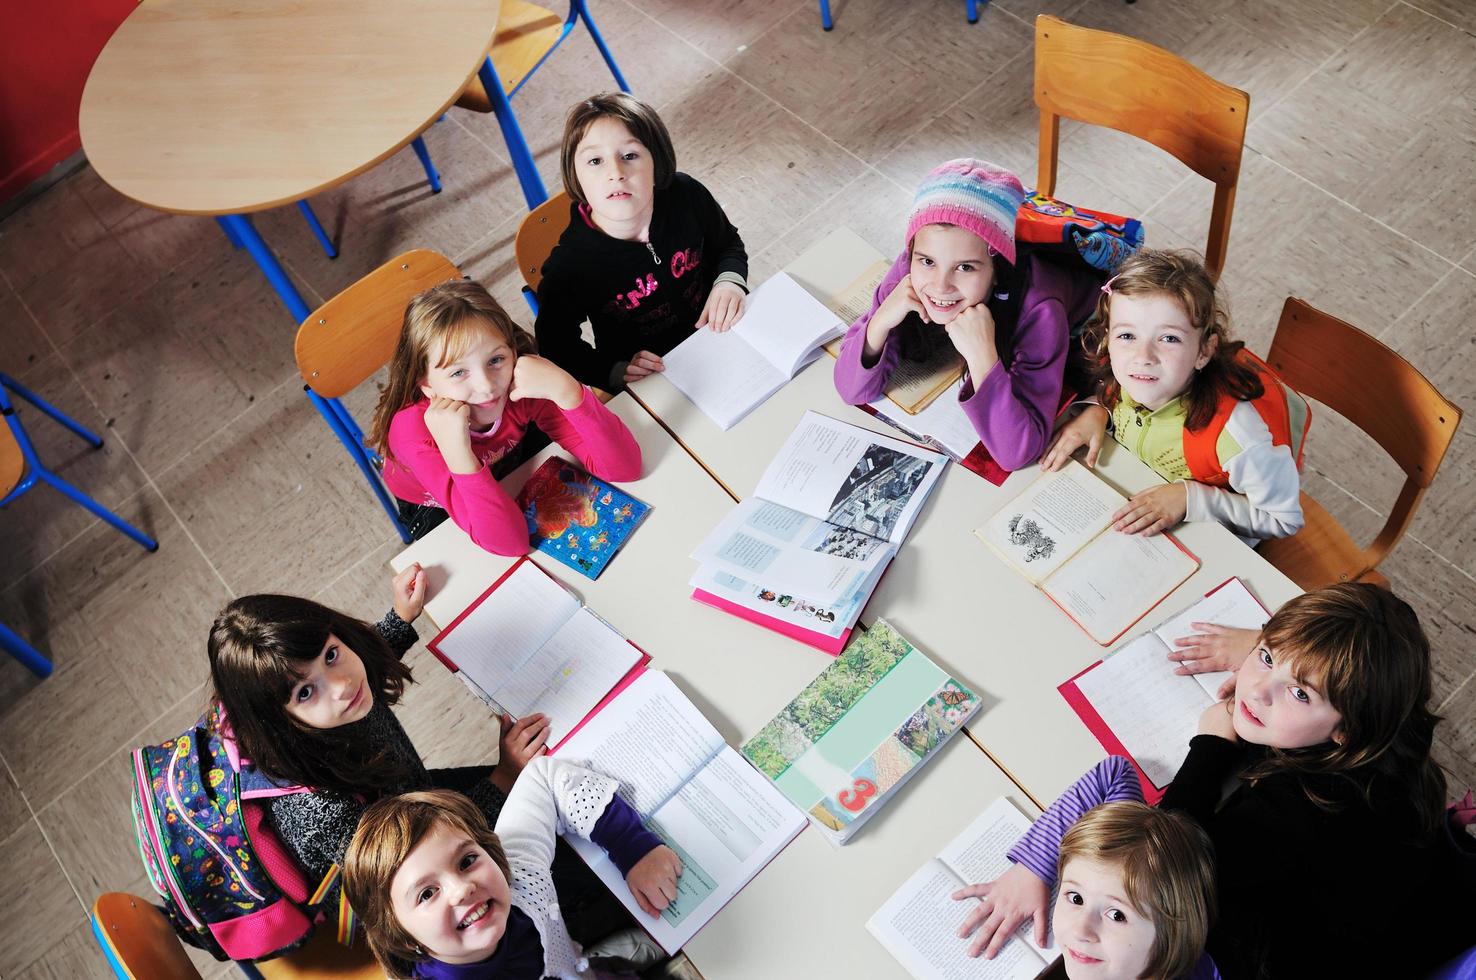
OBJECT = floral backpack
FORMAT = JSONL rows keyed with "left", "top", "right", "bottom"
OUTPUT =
{"left": 1017, "top": 191, "right": 1145, "bottom": 272}
{"left": 129, "top": 704, "right": 354, "bottom": 961}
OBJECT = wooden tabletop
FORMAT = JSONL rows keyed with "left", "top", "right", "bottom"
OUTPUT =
{"left": 79, "top": 0, "right": 500, "bottom": 216}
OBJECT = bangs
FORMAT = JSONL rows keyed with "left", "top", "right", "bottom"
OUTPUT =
{"left": 430, "top": 316, "right": 506, "bottom": 370}
{"left": 1260, "top": 622, "right": 1334, "bottom": 693}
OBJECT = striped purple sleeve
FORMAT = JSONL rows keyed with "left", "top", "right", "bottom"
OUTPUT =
{"left": 1005, "top": 757, "right": 1142, "bottom": 886}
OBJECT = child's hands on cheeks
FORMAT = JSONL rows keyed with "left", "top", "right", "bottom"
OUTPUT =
{"left": 508, "top": 355, "right": 583, "bottom": 411}
{"left": 1112, "top": 482, "right": 1188, "bottom": 536}
{"left": 951, "top": 864, "right": 1049, "bottom": 958}
{"left": 1199, "top": 698, "right": 1238, "bottom": 741}
{"left": 391, "top": 562, "right": 427, "bottom": 623}
{"left": 423, "top": 397, "right": 480, "bottom": 474}
{"left": 943, "top": 303, "right": 999, "bottom": 375}
{"left": 1041, "top": 406, "right": 1109, "bottom": 472}
{"left": 622, "top": 351, "right": 665, "bottom": 386}
{"left": 697, "top": 282, "right": 746, "bottom": 333}
{"left": 1170, "top": 624, "right": 1259, "bottom": 676}
{"left": 490, "top": 713, "right": 550, "bottom": 794}
{"left": 626, "top": 845, "right": 683, "bottom": 917}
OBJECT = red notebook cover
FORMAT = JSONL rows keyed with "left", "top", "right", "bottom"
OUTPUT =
{"left": 690, "top": 588, "right": 851, "bottom": 655}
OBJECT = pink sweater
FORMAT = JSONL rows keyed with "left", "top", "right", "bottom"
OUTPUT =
{"left": 383, "top": 389, "right": 642, "bottom": 556}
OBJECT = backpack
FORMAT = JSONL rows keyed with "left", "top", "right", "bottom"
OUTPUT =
{"left": 1018, "top": 191, "right": 1145, "bottom": 272}
{"left": 130, "top": 704, "right": 352, "bottom": 961}
{"left": 1182, "top": 350, "right": 1312, "bottom": 488}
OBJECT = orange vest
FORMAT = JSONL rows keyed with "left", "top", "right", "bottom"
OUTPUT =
{"left": 1183, "top": 351, "right": 1311, "bottom": 488}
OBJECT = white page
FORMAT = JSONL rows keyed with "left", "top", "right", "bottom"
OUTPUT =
{"left": 1075, "top": 634, "right": 1213, "bottom": 787}
{"left": 488, "top": 608, "right": 641, "bottom": 748}
{"left": 569, "top": 747, "right": 806, "bottom": 954}
{"left": 660, "top": 327, "right": 788, "bottom": 430}
{"left": 733, "top": 271, "right": 845, "bottom": 375}
{"left": 872, "top": 379, "right": 979, "bottom": 460}
{"left": 1152, "top": 578, "right": 1269, "bottom": 700}
{"left": 938, "top": 798, "right": 1059, "bottom": 960}
{"left": 555, "top": 671, "right": 724, "bottom": 818}
{"left": 756, "top": 411, "right": 946, "bottom": 544}
{"left": 978, "top": 462, "right": 1123, "bottom": 584}
{"left": 435, "top": 562, "right": 579, "bottom": 698}
{"left": 1041, "top": 530, "right": 1198, "bottom": 645}
{"left": 868, "top": 861, "right": 1045, "bottom": 980}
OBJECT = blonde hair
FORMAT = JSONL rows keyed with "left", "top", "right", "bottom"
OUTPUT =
{"left": 343, "top": 789, "right": 512, "bottom": 979}
{"left": 1057, "top": 802, "right": 1216, "bottom": 980}
{"left": 559, "top": 92, "right": 676, "bottom": 205}
{"left": 368, "top": 279, "right": 536, "bottom": 458}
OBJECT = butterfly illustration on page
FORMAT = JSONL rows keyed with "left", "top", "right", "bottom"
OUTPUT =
{"left": 936, "top": 689, "right": 971, "bottom": 707}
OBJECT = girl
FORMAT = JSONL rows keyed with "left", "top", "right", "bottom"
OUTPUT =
{"left": 534, "top": 92, "right": 749, "bottom": 393}
{"left": 344, "top": 760, "right": 681, "bottom": 979}
{"left": 954, "top": 758, "right": 1220, "bottom": 980}
{"left": 833, "top": 158, "right": 1105, "bottom": 471}
{"left": 1042, "top": 249, "right": 1306, "bottom": 545}
{"left": 368, "top": 279, "right": 642, "bottom": 553}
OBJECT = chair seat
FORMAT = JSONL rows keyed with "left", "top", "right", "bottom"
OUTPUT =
{"left": 456, "top": 0, "right": 565, "bottom": 112}
{"left": 1257, "top": 491, "right": 1377, "bottom": 591}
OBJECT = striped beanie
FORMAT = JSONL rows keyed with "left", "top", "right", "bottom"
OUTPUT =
{"left": 906, "top": 159, "right": 1025, "bottom": 265}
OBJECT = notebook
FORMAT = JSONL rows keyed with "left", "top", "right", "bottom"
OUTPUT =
{"left": 516, "top": 456, "right": 650, "bottom": 580}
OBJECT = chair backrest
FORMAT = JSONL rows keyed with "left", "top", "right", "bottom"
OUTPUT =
{"left": 1033, "top": 15, "right": 1249, "bottom": 278}
{"left": 294, "top": 250, "right": 462, "bottom": 399}
{"left": 92, "top": 893, "right": 204, "bottom": 980}
{"left": 515, "top": 190, "right": 573, "bottom": 294}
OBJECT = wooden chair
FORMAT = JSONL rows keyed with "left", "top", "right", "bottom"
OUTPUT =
{"left": 91, "top": 892, "right": 381, "bottom": 980}
{"left": 1033, "top": 15, "right": 1249, "bottom": 279}
{"left": 1256, "top": 298, "right": 1461, "bottom": 591}
{"left": 513, "top": 190, "right": 573, "bottom": 315}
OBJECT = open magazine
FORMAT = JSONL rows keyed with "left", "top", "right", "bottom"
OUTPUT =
{"left": 869, "top": 797, "right": 1058, "bottom": 979}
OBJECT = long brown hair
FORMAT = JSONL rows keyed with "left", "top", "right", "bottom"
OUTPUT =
{"left": 559, "top": 92, "right": 677, "bottom": 205}
{"left": 1241, "top": 584, "right": 1447, "bottom": 835}
{"left": 1080, "top": 249, "right": 1263, "bottom": 430}
{"left": 367, "top": 280, "right": 536, "bottom": 458}
{"left": 344, "top": 789, "right": 512, "bottom": 979}
{"left": 207, "top": 594, "right": 416, "bottom": 794}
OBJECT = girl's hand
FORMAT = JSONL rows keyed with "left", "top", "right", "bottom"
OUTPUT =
{"left": 490, "top": 713, "right": 549, "bottom": 793}
{"left": 1112, "top": 482, "right": 1188, "bottom": 536}
{"left": 626, "top": 845, "right": 683, "bottom": 917}
{"left": 944, "top": 303, "right": 998, "bottom": 366}
{"left": 423, "top": 397, "right": 480, "bottom": 474}
{"left": 1042, "top": 406, "right": 1109, "bottom": 472}
{"left": 622, "top": 351, "right": 665, "bottom": 385}
{"left": 864, "top": 275, "right": 926, "bottom": 357}
{"left": 509, "top": 355, "right": 583, "bottom": 411}
{"left": 392, "top": 562, "right": 427, "bottom": 623}
{"left": 952, "top": 865, "right": 1049, "bottom": 958}
{"left": 1170, "top": 624, "right": 1259, "bottom": 676}
{"left": 1199, "top": 698, "right": 1238, "bottom": 740}
{"left": 697, "top": 282, "right": 746, "bottom": 333}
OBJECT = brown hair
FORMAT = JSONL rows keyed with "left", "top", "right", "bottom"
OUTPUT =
{"left": 559, "top": 92, "right": 677, "bottom": 205}
{"left": 368, "top": 279, "right": 536, "bottom": 458}
{"left": 344, "top": 790, "right": 513, "bottom": 979}
{"left": 1080, "top": 249, "right": 1263, "bottom": 430}
{"left": 207, "top": 595, "right": 416, "bottom": 794}
{"left": 1057, "top": 802, "right": 1216, "bottom": 980}
{"left": 1241, "top": 583, "right": 1447, "bottom": 834}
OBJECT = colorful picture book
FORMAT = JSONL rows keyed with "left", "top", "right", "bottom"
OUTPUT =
{"left": 1060, "top": 577, "right": 1271, "bottom": 799}
{"left": 869, "top": 796, "right": 1059, "bottom": 980}
{"left": 515, "top": 456, "right": 649, "bottom": 580}
{"left": 741, "top": 620, "right": 980, "bottom": 844}
{"left": 975, "top": 461, "right": 1199, "bottom": 645}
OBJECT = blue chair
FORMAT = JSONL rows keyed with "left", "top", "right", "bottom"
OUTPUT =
{"left": 819, "top": 0, "right": 981, "bottom": 30}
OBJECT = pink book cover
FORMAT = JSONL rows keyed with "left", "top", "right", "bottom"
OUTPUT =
{"left": 691, "top": 588, "right": 850, "bottom": 655}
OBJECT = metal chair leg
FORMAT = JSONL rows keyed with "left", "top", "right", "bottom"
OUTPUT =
{"left": 305, "top": 388, "right": 411, "bottom": 543}
{"left": 966, "top": 0, "right": 980, "bottom": 22}
{"left": 819, "top": 0, "right": 834, "bottom": 30}
{"left": 479, "top": 57, "right": 548, "bottom": 209}
{"left": 0, "top": 623, "right": 53, "bottom": 678}
{"left": 575, "top": 0, "right": 632, "bottom": 92}
{"left": 35, "top": 468, "right": 159, "bottom": 551}
{"left": 522, "top": 286, "right": 539, "bottom": 316}
{"left": 412, "top": 136, "right": 443, "bottom": 194}
{"left": 215, "top": 214, "right": 313, "bottom": 322}
{"left": 296, "top": 200, "right": 339, "bottom": 259}
{"left": 0, "top": 373, "right": 103, "bottom": 448}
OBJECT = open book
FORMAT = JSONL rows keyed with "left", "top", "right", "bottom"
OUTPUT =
{"left": 660, "top": 271, "right": 845, "bottom": 430}
{"left": 1060, "top": 578, "right": 1271, "bottom": 796}
{"left": 975, "top": 461, "right": 1199, "bottom": 645}
{"left": 742, "top": 620, "right": 979, "bottom": 844}
{"left": 557, "top": 670, "right": 807, "bottom": 954}
{"left": 869, "top": 797, "right": 1058, "bottom": 980}
{"left": 426, "top": 559, "right": 646, "bottom": 752}
{"left": 691, "top": 412, "right": 946, "bottom": 649}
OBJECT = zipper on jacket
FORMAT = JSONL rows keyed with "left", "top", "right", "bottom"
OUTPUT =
{"left": 644, "top": 241, "right": 660, "bottom": 265}
{"left": 1134, "top": 407, "right": 1150, "bottom": 459}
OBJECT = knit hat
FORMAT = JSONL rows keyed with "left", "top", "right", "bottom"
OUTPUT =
{"left": 906, "top": 159, "right": 1025, "bottom": 265}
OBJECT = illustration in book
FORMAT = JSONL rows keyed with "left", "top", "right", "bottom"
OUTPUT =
{"left": 516, "top": 457, "right": 650, "bottom": 580}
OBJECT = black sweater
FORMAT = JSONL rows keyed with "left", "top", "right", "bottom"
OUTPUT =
{"left": 534, "top": 172, "right": 747, "bottom": 391}
{"left": 1160, "top": 735, "right": 1475, "bottom": 979}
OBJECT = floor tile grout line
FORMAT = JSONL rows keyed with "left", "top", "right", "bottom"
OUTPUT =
{"left": 1372, "top": 263, "right": 1465, "bottom": 342}
{"left": 747, "top": 171, "right": 873, "bottom": 271}
{"left": 1398, "top": 0, "right": 1476, "bottom": 35}
{"left": 0, "top": 751, "right": 94, "bottom": 934}
{"left": 1438, "top": 670, "right": 1476, "bottom": 715}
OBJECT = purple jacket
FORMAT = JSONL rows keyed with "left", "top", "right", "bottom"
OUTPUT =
{"left": 833, "top": 249, "right": 1102, "bottom": 470}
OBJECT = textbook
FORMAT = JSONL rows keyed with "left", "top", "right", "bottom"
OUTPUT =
{"left": 557, "top": 669, "right": 807, "bottom": 954}
{"left": 1060, "top": 577, "right": 1271, "bottom": 798}
{"left": 975, "top": 461, "right": 1199, "bottom": 645}
{"left": 690, "top": 412, "right": 946, "bottom": 648}
{"left": 659, "top": 271, "right": 845, "bottom": 430}
{"left": 868, "top": 796, "right": 1059, "bottom": 980}
{"left": 742, "top": 620, "right": 980, "bottom": 844}
{"left": 426, "top": 559, "right": 647, "bottom": 751}
{"left": 515, "top": 456, "right": 650, "bottom": 580}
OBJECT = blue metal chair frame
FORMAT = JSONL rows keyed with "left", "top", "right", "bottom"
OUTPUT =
{"left": 819, "top": 0, "right": 979, "bottom": 29}
{"left": 0, "top": 623, "right": 53, "bottom": 679}
{"left": 218, "top": 200, "right": 339, "bottom": 260}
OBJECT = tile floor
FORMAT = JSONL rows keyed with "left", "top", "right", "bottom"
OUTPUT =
{"left": 2, "top": 0, "right": 1475, "bottom": 974}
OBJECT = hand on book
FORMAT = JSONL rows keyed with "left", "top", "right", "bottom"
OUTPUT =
{"left": 952, "top": 864, "right": 1050, "bottom": 958}
{"left": 622, "top": 351, "right": 665, "bottom": 385}
{"left": 391, "top": 562, "right": 427, "bottom": 623}
{"left": 1042, "top": 405, "right": 1109, "bottom": 471}
{"left": 491, "top": 713, "right": 550, "bottom": 793}
{"left": 626, "top": 844, "right": 683, "bottom": 917}
{"left": 1170, "top": 623, "right": 1259, "bottom": 676}
{"left": 1111, "top": 482, "right": 1188, "bottom": 536}
{"left": 697, "top": 281, "right": 747, "bottom": 332}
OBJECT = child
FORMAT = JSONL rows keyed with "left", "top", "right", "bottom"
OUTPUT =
{"left": 1042, "top": 249, "right": 1306, "bottom": 545}
{"left": 954, "top": 757, "right": 1220, "bottom": 980}
{"left": 534, "top": 92, "right": 749, "bottom": 393}
{"left": 368, "top": 279, "right": 642, "bottom": 553}
{"left": 344, "top": 759, "right": 682, "bottom": 978}
{"left": 833, "top": 159, "right": 1105, "bottom": 471}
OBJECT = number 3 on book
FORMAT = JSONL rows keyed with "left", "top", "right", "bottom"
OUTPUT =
{"left": 837, "top": 778, "right": 877, "bottom": 813}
